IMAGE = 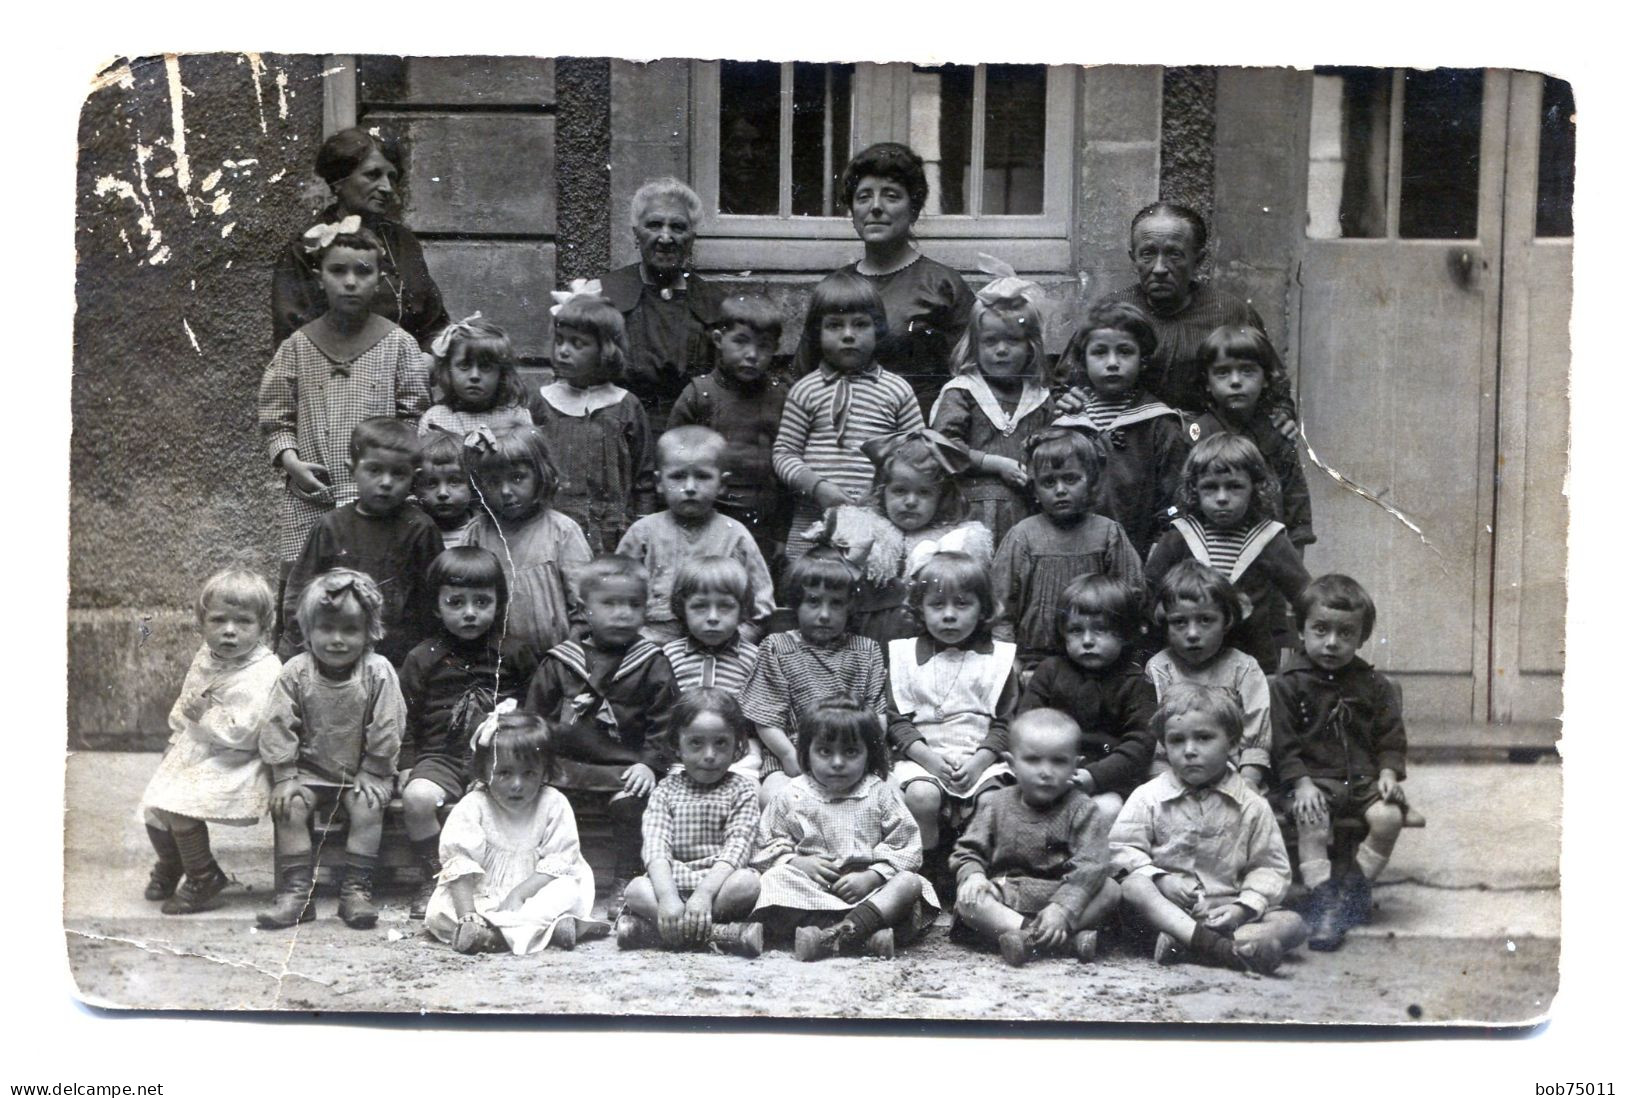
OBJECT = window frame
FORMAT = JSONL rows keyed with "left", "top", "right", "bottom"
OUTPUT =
{"left": 689, "top": 61, "right": 1077, "bottom": 272}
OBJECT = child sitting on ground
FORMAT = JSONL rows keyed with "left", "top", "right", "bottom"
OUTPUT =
{"left": 414, "top": 430, "right": 478, "bottom": 549}
{"left": 1271, "top": 574, "right": 1409, "bottom": 952}
{"left": 991, "top": 427, "right": 1143, "bottom": 672}
{"left": 523, "top": 555, "right": 679, "bottom": 914}
{"left": 281, "top": 417, "right": 443, "bottom": 665}
{"left": 426, "top": 707, "right": 597, "bottom": 955}
{"left": 773, "top": 271, "right": 925, "bottom": 561}
{"left": 616, "top": 426, "right": 776, "bottom": 645}
{"left": 751, "top": 695, "right": 939, "bottom": 961}
{"left": 738, "top": 553, "right": 899, "bottom": 803}
{"left": 660, "top": 556, "right": 763, "bottom": 778}
{"left": 669, "top": 293, "right": 793, "bottom": 568}
{"left": 398, "top": 547, "right": 540, "bottom": 919}
{"left": 1145, "top": 560, "right": 1272, "bottom": 792}
{"left": 1111, "top": 682, "right": 1307, "bottom": 974}
{"left": 421, "top": 313, "right": 534, "bottom": 436}
{"left": 617, "top": 689, "right": 765, "bottom": 956}
{"left": 951, "top": 709, "right": 1121, "bottom": 965}
{"left": 1018, "top": 575, "right": 1158, "bottom": 823}
{"left": 139, "top": 568, "right": 282, "bottom": 914}
{"left": 256, "top": 570, "right": 407, "bottom": 929}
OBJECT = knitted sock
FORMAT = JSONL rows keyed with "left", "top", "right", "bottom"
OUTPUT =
{"left": 843, "top": 900, "right": 885, "bottom": 941}
{"left": 171, "top": 820, "right": 217, "bottom": 877}
{"left": 1354, "top": 842, "right": 1389, "bottom": 883}
{"left": 146, "top": 824, "right": 182, "bottom": 870}
{"left": 1300, "top": 857, "right": 1333, "bottom": 890}
{"left": 608, "top": 795, "right": 647, "bottom": 879}
{"left": 411, "top": 835, "right": 440, "bottom": 868}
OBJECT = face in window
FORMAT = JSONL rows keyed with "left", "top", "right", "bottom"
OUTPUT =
{"left": 633, "top": 196, "right": 696, "bottom": 279}
{"left": 1301, "top": 603, "right": 1366, "bottom": 672}
{"left": 818, "top": 311, "right": 878, "bottom": 374}
{"left": 1164, "top": 596, "right": 1228, "bottom": 669}
{"left": 437, "top": 585, "right": 499, "bottom": 643}
{"left": 332, "top": 147, "right": 398, "bottom": 218}
{"left": 1130, "top": 212, "right": 1201, "bottom": 313}
{"left": 1082, "top": 327, "right": 1142, "bottom": 398}
{"left": 319, "top": 246, "right": 380, "bottom": 319}
{"left": 1207, "top": 357, "right": 1266, "bottom": 421}
{"left": 1195, "top": 468, "right": 1254, "bottom": 531}
{"left": 850, "top": 174, "right": 916, "bottom": 249}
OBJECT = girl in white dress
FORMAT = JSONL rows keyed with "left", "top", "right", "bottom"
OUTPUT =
{"left": 425, "top": 705, "right": 599, "bottom": 955}
{"left": 887, "top": 550, "right": 1020, "bottom": 859}
{"left": 139, "top": 569, "right": 282, "bottom": 914}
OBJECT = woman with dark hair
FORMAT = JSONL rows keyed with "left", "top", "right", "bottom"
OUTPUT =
{"left": 794, "top": 143, "right": 973, "bottom": 413}
{"left": 270, "top": 127, "right": 449, "bottom": 349}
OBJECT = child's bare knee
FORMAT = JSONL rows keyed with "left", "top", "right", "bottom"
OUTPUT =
{"left": 903, "top": 782, "right": 942, "bottom": 816}
{"left": 401, "top": 781, "right": 443, "bottom": 816}
{"left": 1298, "top": 817, "right": 1333, "bottom": 845}
{"left": 344, "top": 792, "right": 384, "bottom": 824}
{"left": 274, "top": 797, "right": 311, "bottom": 826}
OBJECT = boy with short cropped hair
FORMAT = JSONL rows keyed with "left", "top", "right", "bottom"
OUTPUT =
{"left": 1111, "top": 682, "right": 1307, "bottom": 974}
{"left": 615, "top": 425, "right": 776, "bottom": 645}
{"left": 1270, "top": 573, "right": 1409, "bottom": 951}
{"left": 668, "top": 294, "right": 793, "bottom": 567}
{"left": 951, "top": 709, "right": 1120, "bottom": 966}
{"left": 281, "top": 417, "right": 444, "bottom": 665}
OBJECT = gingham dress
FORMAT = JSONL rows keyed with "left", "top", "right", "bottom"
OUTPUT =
{"left": 258, "top": 323, "right": 430, "bottom": 560}
{"left": 642, "top": 772, "right": 760, "bottom": 893}
{"left": 737, "top": 632, "right": 890, "bottom": 777}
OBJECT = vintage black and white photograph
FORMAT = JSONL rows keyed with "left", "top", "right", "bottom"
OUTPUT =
{"left": 56, "top": 38, "right": 1581, "bottom": 1042}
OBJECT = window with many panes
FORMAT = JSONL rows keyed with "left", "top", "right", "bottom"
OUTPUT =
{"left": 690, "top": 61, "right": 1077, "bottom": 271}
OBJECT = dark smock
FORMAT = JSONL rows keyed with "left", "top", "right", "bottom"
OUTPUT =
{"left": 1099, "top": 281, "right": 1267, "bottom": 415}
{"left": 599, "top": 264, "right": 722, "bottom": 428}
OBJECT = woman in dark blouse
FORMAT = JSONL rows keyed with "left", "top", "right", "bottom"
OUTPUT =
{"left": 271, "top": 128, "right": 449, "bottom": 350}
{"left": 794, "top": 143, "right": 972, "bottom": 413}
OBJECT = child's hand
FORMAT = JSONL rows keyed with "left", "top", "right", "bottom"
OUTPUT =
{"left": 1071, "top": 768, "right": 1097, "bottom": 794}
{"left": 984, "top": 455, "right": 1030, "bottom": 490}
{"left": 180, "top": 695, "right": 206, "bottom": 723}
{"left": 1154, "top": 873, "right": 1199, "bottom": 910}
{"left": 281, "top": 453, "right": 335, "bottom": 502}
{"left": 1378, "top": 770, "right": 1405, "bottom": 805}
{"left": 1203, "top": 903, "right": 1252, "bottom": 934}
{"left": 790, "top": 854, "right": 839, "bottom": 889}
{"left": 353, "top": 769, "right": 392, "bottom": 810}
{"left": 1292, "top": 779, "right": 1329, "bottom": 826}
{"left": 812, "top": 481, "right": 852, "bottom": 511}
{"left": 621, "top": 763, "right": 657, "bottom": 798}
{"left": 657, "top": 893, "right": 687, "bottom": 944}
{"left": 270, "top": 779, "right": 313, "bottom": 817}
{"left": 910, "top": 745, "right": 955, "bottom": 785}
{"left": 948, "top": 751, "right": 992, "bottom": 795}
{"left": 1055, "top": 386, "right": 1087, "bottom": 415}
{"left": 831, "top": 869, "right": 884, "bottom": 904}
{"left": 1029, "top": 904, "right": 1071, "bottom": 950}
{"left": 679, "top": 893, "right": 716, "bottom": 943}
{"left": 1267, "top": 407, "right": 1300, "bottom": 441}
{"left": 958, "top": 874, "right": 993, "bottom": 906}
{"left": 395, "top": 768, "right": 412, "bottom": 794}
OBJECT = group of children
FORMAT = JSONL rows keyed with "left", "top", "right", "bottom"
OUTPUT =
{"left": 136, "top": 218, "right": 1411, "bottom": 975}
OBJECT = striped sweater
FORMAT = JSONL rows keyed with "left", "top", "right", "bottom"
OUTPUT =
{"left": 773, "top": 363, "right": 924, "bottom": 558}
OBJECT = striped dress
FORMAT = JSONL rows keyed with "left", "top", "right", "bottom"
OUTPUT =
{"left": 772, "top": 363, "right": 924, "bottom": 559}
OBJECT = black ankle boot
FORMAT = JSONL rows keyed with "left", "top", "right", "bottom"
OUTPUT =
{"left": 256, "top": 859, "right": 316, "bottom": 929}
{"left": 337, "top": 864, "right": 379, "bottom": 929}
{"left": 162, "top": 863, "right": 230, "bottom": 915}
{"left": 1307, "top": 880, "right": 1347, "bottom": 951}
{"left": 410, "top": 855, "right": 440, "bottom": 921}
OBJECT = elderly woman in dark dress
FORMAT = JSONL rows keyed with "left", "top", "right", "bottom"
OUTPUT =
{"left": 598, "top": 177, "right": 723, "bottom": 430}
{"left": 1096, "top": 201, "right": 1276, "bottom": 417}
{"left": 271, "top": 128, "right": 449, "bottom": 350}
{"left": 793, "top": 143, "right": 973, "bottom": 413}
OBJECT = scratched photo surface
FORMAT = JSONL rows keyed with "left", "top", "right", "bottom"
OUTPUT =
{"left": 66, "top": 55, "right": 1566, "bottom": 1020}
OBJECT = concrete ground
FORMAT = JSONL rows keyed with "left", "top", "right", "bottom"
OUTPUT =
{"left": 62, "top": 753, "right": 1560, "bottom": 1023}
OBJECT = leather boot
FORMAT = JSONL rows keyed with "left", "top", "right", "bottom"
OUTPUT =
{"left": 615, "top": 912, "right": 662, "bottom": 950}
{"left": 708, "top": 921, "right": 765, "bottom": 958}
{"left": 1307, "top": 881, "right": 1347, "bottom": 951}
{"left": 337, "top": 863, "right": 379, "bottom": 929}
{"left": 161, "top": 863, "right": 229, "bottom": 915}
{"left": 256, "top": 858, "right": 316, "bottom": 929}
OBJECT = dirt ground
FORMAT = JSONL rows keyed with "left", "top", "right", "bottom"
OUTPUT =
{"left": 65, "top": 898, "right": 1557, "bottom": 1024}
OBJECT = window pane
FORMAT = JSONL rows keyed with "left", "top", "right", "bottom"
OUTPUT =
{"left": 1536, "top": 75, "right": 1575, "bottom": 238}
{"left": 909, "top": 65, "right": 975, "bottom": 215}
{"left": 718, "top": 61, "right": 780, "bottom": 215}
{"left": 790, "top": 63, "right": 852, "bottom": 217}
{"left": 1306, "top": 68, "right": 1390, "bottom": 240}
{"left": 1398, "top": 68, "right": 1482, "bottom": 240}
{"left": 981, "top": 64, "right": 1046, "bottom": 215}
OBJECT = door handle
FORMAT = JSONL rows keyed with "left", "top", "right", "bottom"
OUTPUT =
{"left": 1448, "top": 247, "right": 1479, "bottom": 291}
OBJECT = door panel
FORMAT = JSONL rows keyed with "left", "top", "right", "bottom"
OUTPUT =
{"left": 1295, "top": 69, "right": 1509, "bottom": 721}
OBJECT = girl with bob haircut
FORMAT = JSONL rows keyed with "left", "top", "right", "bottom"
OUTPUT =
{"left": 139, "top": 568, "right": 282, "bottom": 915}
{"left": 422, "top": 314, "right": 533, "bottom": 436}
{"left": 424, "top": 709, "right": 599, "bottom": 955}
{"left": 530, "top": 293, "right": 656, "bottom": 553}
{"left": 751, "top": 694, "right": 941, "bottom": 961}
{"left": 465, "top": 426, "right": 591, "bottom": 654}
{"left": 1146, "top": 431, "right": 1309, "bottom": 672}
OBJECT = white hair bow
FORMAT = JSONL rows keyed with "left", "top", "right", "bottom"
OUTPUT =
{"left": 905, "top": 524, "right": 981, "bottom": 577}
{"left": 974, "top": 253, "right": 1043, "bottom": 308}
{"left": 471, "top": 697, "right": 518, "bottom": 750}
{"left": 301, "top": 214, "right": 363, "bottom": 254}
{"left": 550, "top": 278, "right": 603, "bottom": 316}
{"left": 429, "top": 312, "right": 484, "bottom": 359}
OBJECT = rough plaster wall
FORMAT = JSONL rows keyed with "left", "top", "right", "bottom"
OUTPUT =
{"left": 1159, "top": 66, "right": 1217, "bottom": 268}
{"left": 555, "top": 58, "right": 612, "bottom": 284}
{"left": 71, "top": 54, "right": 325, "bottom": 746}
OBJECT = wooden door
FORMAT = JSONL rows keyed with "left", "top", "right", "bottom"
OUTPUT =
{"left": 1489, "top": 73, "right": 1572, "bottom": 727}
{"left": 1293, "top": 69, "right": 1510, "bottom": 722}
